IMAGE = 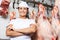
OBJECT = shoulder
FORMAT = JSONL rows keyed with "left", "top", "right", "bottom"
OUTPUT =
{"left": 29, "top": 19, "right": 35, "bottom": 21}
{"left": 28, "top": 19, "right": 36, "bottom": 24}
{"left": 9, "top": 18, "right": 20, "bottom": 24}
{"left": 11, "top": 18, "right": 20, "bottom": 21}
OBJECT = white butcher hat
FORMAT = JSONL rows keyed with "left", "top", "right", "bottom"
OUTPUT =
{"left": 18, "top": 1, "right": 29, "bottom": 8}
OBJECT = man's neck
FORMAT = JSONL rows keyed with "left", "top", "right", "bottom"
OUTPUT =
{"left": 19, "top": 16, "right": 27, "bottom": 19}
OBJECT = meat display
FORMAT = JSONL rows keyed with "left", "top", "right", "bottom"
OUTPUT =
{"left": 0, "top": 0, "right": 10, "bottom": 17}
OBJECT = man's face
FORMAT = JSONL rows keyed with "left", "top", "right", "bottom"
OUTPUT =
{"left": 18, "top": 7, "right": 28, "bottom": 17}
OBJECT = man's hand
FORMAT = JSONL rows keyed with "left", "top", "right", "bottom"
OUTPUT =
{"left": 7, "top": 24, "right": 14, "bottom": 31}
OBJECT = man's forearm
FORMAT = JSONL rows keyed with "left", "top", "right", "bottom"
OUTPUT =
{"left": 10, "top": 31, "right": 24, "bottom": 37}
{"left": 16, "top": 28, "right": 33, "bottom": 34}
{"left": 14, "top": 25, "right": 36, "bottom": 34}
{"left": 6, "top": 30, "right": 24, "bottom": 37}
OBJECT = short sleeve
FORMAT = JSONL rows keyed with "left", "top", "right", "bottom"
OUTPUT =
{"left": 7, "top": 20, "right": 14, "bottom": 26}
{"left": 30, "top": 19, "right": 36, "bottom": 24}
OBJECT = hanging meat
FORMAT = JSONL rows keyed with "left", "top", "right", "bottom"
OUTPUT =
{"left": 0, "top": 0, "right": 10, "bottom": 17}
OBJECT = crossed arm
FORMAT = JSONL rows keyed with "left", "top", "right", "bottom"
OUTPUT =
{"left": 14, "top": 24, "right": 37, "bottom": 34}
{"left": 6, "top": 24, "right": 37, "bottom": 37}
{"left": 6, "top": 24, "right": 24, "bottom": 37}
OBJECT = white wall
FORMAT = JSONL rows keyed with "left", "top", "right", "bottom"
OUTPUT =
{"left": 0, "top": 16, "right": 10, "bottom": 39}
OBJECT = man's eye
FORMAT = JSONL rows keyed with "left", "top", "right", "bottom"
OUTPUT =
{"left": 19, "top": 8, "right": 22, "bottom": 9}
